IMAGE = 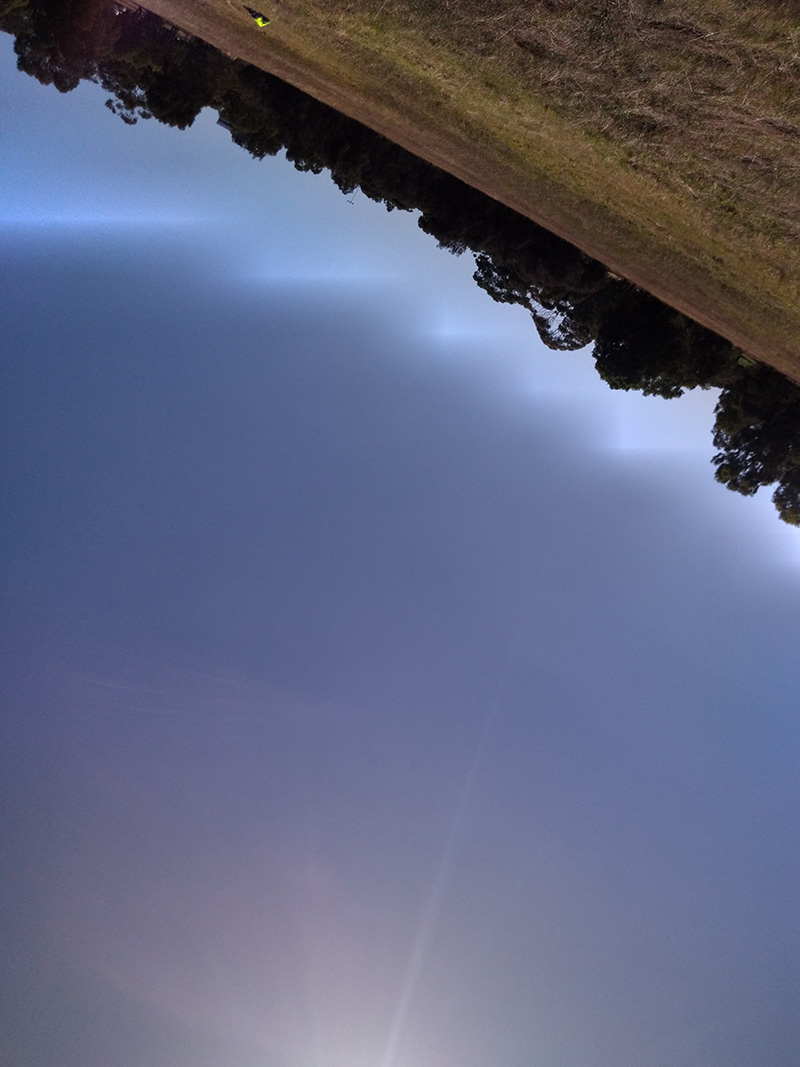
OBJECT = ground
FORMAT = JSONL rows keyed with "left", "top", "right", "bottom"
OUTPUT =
{"left": 141, "top": 0, "right": 800, "bottom": 378}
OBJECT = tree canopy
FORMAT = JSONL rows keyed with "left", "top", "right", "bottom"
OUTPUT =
{"left": 3, "top": 0, "right": 800, "bottom": 524}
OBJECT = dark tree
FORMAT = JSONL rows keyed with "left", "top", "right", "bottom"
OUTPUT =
{"left": 4, "top": 0, "right": 800, "bottom": 525}
{"left": 713, "top": 367, "right": 800, "bottom": 525}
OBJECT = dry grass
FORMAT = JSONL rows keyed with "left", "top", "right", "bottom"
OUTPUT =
{"left": 145, "top": 0, "right": 800, "bottom": 376}
{"left": 441, "top": 0, "right": 800, "bottom": 235}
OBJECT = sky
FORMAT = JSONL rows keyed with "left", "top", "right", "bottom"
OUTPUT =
{"left": 1, "top": 31, "right": 799, "bottom": 1067}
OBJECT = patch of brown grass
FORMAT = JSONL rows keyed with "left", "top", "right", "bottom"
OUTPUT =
{"left": 364, "top": 0, "right": 800, "bottom": 242}
{"left": 145, "top": 0, "right": 800, "bottom": 375}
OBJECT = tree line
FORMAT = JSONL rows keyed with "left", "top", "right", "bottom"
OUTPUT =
{"left": 3, "top": 0, "right": 800, "bottom": 523}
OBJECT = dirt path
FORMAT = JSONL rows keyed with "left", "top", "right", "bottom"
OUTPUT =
{"left": 140, "top": 0, "right": 800, "bottom": 382}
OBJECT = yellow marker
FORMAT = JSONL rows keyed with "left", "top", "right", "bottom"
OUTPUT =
{"left": 244, "top": 6, "right": 270, "bottom": 26}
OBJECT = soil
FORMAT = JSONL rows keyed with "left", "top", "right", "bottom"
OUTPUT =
{"left": 138, "top": 0, "right": 800, "bottom": 382}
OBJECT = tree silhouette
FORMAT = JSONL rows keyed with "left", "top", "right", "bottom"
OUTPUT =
{"left": 3, "top": 0, "right": 800, "bottom": 525}
{"left": 713, "top": 367, "right": 800, "bottom": 525}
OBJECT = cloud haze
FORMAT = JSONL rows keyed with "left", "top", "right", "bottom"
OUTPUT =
{"left": 2, "top": 35, "right": 799, "bottom": 1067}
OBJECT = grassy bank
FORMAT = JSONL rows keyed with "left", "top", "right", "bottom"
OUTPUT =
{"left": 143, "top": 0, "right": 800, "bottom": 376}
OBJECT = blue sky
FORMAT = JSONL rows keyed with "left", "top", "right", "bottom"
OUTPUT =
{"left": 1, "top": 32, "right": 799, "bottom": 1067}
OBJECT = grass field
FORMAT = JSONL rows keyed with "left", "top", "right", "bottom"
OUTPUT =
{"left": 143, "top": 0, "right": 800, "bottom": 378}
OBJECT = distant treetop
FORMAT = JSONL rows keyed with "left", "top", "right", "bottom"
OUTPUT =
{"left": 3, "top": 0, "right": 800, "bottom": 525}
